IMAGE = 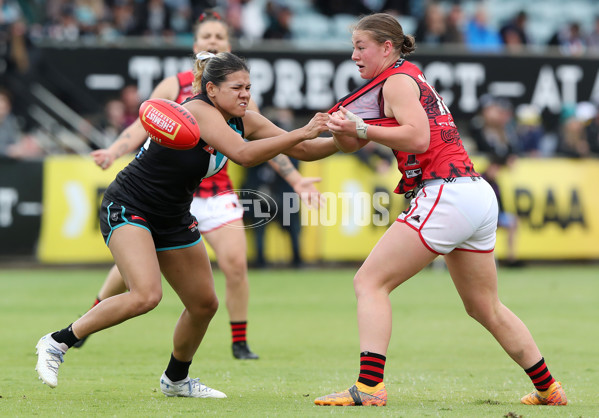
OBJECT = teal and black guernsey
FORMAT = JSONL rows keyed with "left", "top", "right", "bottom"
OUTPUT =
{"left": 104, "top": 93, "right": 243, "bottom": 217}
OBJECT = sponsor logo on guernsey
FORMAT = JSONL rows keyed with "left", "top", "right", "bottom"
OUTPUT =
{"left": 405, "top": 168, "right": 422, "bottom": 178}
{"left": 142, "top": 105, "right": 181, "bottom": 141}
{"left": 203, "top": 145, "right": 216, "bottom": 155}
{"left": 188, "top": 220, "right": 199, "bottom": 232}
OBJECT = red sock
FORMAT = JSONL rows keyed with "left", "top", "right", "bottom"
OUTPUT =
{"left": 91, "top": 297, "right": 101, "bottom": 309}
{"left": 525, "top": 358, "right": 555, "bottom": 391}
{"left": 357, "top": 351, "right": 386, "bottom": 387}
{"left": 230, "top": 321, "right": 247, "bottom": 344}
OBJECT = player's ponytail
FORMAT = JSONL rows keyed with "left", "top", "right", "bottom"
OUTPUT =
{"left": 355, "top": 13, "right": 416, "bottom": 57}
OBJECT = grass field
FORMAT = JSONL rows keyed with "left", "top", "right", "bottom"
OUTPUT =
{"left": 0, "top": 263, "right": 597, "bottom": 417}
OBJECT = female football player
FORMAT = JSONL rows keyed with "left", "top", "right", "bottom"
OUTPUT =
{"left": 84, "top": 10, "right": 322, "bottom": 360}
{"left": 36, "top": 51, "right": 338, "bottom": 398}
{"left": 314, "top": 13, "right": 566, "bottom": 407}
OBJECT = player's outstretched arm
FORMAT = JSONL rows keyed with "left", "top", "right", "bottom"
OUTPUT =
{"left": 90, "top": 119, "right": 148, "bottom": 169}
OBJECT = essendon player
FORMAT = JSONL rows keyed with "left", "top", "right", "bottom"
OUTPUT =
{"left": 85, "top": 11, "right": 323, "bottom": 361}
{"left": 316, "top": 13, "right": 566, "bottom": 407}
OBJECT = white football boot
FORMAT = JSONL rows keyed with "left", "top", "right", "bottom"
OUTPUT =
{"left": 35, "top": 333, "right": 68, "bottom": 388}
{"left": 160, "top": 372, "right": 227, "bottom": 398}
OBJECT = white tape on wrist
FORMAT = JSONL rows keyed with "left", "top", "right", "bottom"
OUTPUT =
{"left": 344, "top": 109, "right": 368, "bottom": 139}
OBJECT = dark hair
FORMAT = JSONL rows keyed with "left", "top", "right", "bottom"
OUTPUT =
{"left": 193, "top": 52, "right": 249, "bottom": 94}
{"left": 354, "top": 13, "right": 416, "bottom": 57}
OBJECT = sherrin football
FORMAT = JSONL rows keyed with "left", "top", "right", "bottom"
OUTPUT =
{"left": 139, "top": 98, "right": 200, "bottom": 150}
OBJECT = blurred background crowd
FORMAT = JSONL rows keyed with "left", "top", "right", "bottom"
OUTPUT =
{"left": 2, "top": 0, "right": 599, "bottom": 51}
{"left": 2, "top": 0, "right": 599, "bottom": 162}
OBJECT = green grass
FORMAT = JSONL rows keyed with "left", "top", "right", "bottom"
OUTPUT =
{"left": 0, "top": 264, "right": 597, "bottom": 417}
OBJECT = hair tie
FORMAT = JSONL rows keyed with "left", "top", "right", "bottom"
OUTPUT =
{"left": 196, "top": 52, "right": 216, "bottom": 61}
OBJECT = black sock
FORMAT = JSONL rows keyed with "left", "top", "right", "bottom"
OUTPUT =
{"left": 165, "top": 353, "right": 192, "bottom": 382}
{"left": 51, "top": 324, "right": 80, "bottom": 348}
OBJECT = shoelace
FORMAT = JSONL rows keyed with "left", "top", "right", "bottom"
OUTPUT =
{"left": 187, "top": 378, "right": 211, "bottom": 394}
{"left": 44, "top": 346, "right": 64, "bottom": 374}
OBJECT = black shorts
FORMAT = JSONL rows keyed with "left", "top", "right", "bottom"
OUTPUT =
{"left": 100, "top": 195, "right": 202, "bottom": 251}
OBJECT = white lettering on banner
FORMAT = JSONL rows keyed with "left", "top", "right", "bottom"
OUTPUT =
{"left": 123, "top": 56, "right": 595, "bottom": 118}
{"left": 421, "top": 61, "right": 455, "bottom": 107}
{"left": 556, "top": 65, "right": 583, "bottom": 104}
{"left": 248, "top": 58, "right": 274, "bottom": 108}
{"left": 531, "top": 65, "right": 562, "bottom": 113}
{"left": 305, "top": 60, "right": 335, "bottom": 109}
{"left": 0, "top": 188, "right": 18, "bottom": 227}
{"left": 251, "top": 58, "right": 361, "bottom": 111}
{"left": 129, "top": 57, "right": 162, "bottom": 99}
{"left": 453, "top": 63, "right": 485, "bottom": 112}
{"left": 273, "top": 59, "right": 304, "bottom": 108}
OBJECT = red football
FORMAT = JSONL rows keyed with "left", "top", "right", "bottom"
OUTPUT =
{"left": 139, "top": 98, "right": 200, "bottom": 150}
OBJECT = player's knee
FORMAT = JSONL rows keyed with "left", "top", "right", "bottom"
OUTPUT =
{"left": 220, "top": 255, "right": 247, "bottom": 282}
{"left": 353, "top": 269, "right": 375, "bottom": 297}
{"left": 189, "top": 295, "right": 219, "bottom": 319}
{"left": 130, "top": 291, "right": 162, "bottom": 315}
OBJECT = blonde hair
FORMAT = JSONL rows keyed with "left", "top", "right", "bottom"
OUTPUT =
{"left": 354, "top": 13, "right": 416, "bottom": 56}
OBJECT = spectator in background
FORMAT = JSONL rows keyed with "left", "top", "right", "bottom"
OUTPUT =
{"left": 413, "top": 2, "right": 447, "bottom": 45}
{"left": 584, "top": 102, "right": 599, "bottom": 155}
{"left": 444, "top": 3, "right": 465, "bottom": 44}
{"left": 110, "top": 0, "right": 139, "bottom": 37}
{"left": 119, "top": 84, "right": 141, "bottom": 128}
{"left": 470, "top": 94, "right": 519, "bottom": 159}
{"left": 499, "top": 10, "right": 529, "bottom": 51}
{"left": 243, "top": 107, "right": 305, "bottom": 268}
{"left": 586, "top": 16, "right": 599, "bottom": 55}
{"left": 46, "top": 3, "right": 81, "bottom": 41}
{"left": 548, "top": 22, "right": 586, "bottom": 56}
{"left": 136, "top": 0, "right": 173, "bottom": 38}
{"left": 263, "top": 2, "right": 292, "bottom": 40}
{"left": 556, "top": 102, "right": 594, "bottom": 158}
{"left": 0, "top": 88, "right": 43, "bottom": 159}
{"left": 72, "top": 0, "right": 105, "bottom": 38}
{"left": 482, "top": 155, "right": 522, "bottom": 267}
{"left": 464, "top": 5, "right": 502, "bottom": 51}
{"left": 314, "top": 0, "right": 370, "bottom": 17}
{"left": 98, "top": 98, "right": 126, "bottom": 143}
{"left": 227, "top": 0, "right": 266, "bottom": 42}
{"left": 515, "top": 104, "right": 547, "bottom": 157}
{"left": 0, "top": 89, "right": 21, "bottom": 157}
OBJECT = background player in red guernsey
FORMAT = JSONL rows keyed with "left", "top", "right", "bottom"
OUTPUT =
{"left": 315, "top": 13, "right": 567, "bottom": 407}
{"left": 87, "top": 10, "right": 321, "bottom": 360}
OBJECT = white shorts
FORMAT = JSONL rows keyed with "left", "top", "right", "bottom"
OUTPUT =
{"left": 397, "top": 177, "right": 498, "bottom": 255}
{"left": 189, "top": 193, "right": 244, "bottom": 233}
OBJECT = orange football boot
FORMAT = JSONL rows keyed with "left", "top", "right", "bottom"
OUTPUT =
{"left": 520, "top": 381, "right": 567, "bottom": 405}
{"left": 314, "top": 382, "right": 387, "bottom": 406}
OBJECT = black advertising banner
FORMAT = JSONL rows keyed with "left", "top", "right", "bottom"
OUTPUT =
{"left": 0, "top": 159, "right": 43, "bottom": 256}
{"left": 37, "top": 45, "right": 599, "bottom": 131}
